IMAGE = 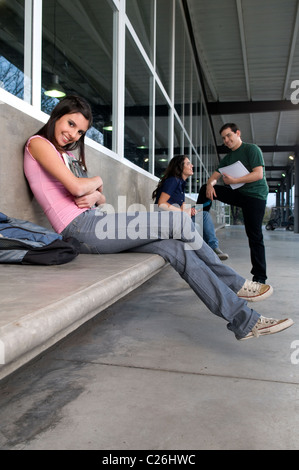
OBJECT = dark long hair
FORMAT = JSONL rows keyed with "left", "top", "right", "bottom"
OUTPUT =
{"left": 36, "top": 95, "right": 93, "bottom": 169}
{"left": 152, "top": 155, "right": 186, "bottom": 200}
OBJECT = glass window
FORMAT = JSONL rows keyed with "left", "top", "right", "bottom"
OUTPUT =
{"left": 0, "top": 0, "right": 25, "bottom": 100}
{"left": 192, "top": 151, "right": 201, "bottom": 195}
{"left": 125, "top": 29, "right": 153, "bottom": 172}
{"left": 41, "top": 0, "right": 114, "bottom": 148}
{"left": 174, "top": 7, "right": 192, "bottom": 144}
{"left": 0, "top": 0, "right": 219, "bottom": 199}
{"left": 184, "top": 52, "right": 192, "bottom": 138}
{"left": 156, "top": 0, "right": 173, "bottom": 95}
{"left": 201, "top": 109, "right": 209, "bottom": 184}
{"left": 126, "top": 0, "right": 155, "bottom": 62}
{"left": 173, "top": 115, "right": 184, "bottom": 156}
{"left": 155, "top": 85, "right": 170, "bottom": 178}
{"left": 192, "top": 81, "right": 201, "bottom": 155}
{"left": 174, "top": 9, "right": 186, "bottom": 119}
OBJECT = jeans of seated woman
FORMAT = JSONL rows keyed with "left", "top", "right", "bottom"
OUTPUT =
{"left": 61, "top": 209, "right": 259, "bottom": 339}
{"left": 192, "top": 211, "right": 219, "bottom": 250}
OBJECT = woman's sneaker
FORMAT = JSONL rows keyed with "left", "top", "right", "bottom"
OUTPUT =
{"left": 237, "top": 280, "right": 273, "bottom": 302}
{"left": 240, "top": 316, "right": 294, "bottom": 340}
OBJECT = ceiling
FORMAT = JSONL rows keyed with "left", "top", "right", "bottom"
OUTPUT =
{"left": 185, "top": 0, "right": 299, "bottom": 193}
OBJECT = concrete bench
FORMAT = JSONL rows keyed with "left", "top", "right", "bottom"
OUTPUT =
{"left": 0, "top": 252, "right": 166, "bottom": 380}
{"left": 0, "top": 102, "right": 169, "bottom": 381}
{"left": 0, "top": 209, "right": 224, "bottom": 381}
{"left": 0, "top": 102, "right": 223, "bottom": 381}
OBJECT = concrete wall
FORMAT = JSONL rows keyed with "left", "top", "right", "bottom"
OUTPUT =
{"left": 0, "top": 104, "right": 47, "bottom": 224}
{"left": 0, "top": 104, "right": 161, "bottom": 229}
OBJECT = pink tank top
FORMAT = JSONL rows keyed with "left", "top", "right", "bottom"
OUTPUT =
{"left": 24, "top": 135, "right": 88, "bottom": 233}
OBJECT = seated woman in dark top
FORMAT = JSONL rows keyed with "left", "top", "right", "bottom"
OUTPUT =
{"left": 153, "top": 155, "right": 229, "bottom": 261}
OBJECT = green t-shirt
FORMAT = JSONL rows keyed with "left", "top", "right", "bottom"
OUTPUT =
{"left": 217, "top": 142, "right": 269, "bottom": 200}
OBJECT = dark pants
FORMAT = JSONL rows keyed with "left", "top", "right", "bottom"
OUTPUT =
{"left": 197, "top": 184, "right": 267, "bottom": 283}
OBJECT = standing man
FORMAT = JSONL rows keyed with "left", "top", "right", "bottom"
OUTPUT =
{"left": 197, "top": 123, "right": 269, "bottom": 284}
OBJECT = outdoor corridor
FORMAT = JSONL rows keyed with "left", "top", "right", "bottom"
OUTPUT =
{"left": 0, "top": 225, "right": 298, "bottom": 450}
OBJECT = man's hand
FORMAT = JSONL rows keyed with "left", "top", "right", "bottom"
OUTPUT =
{"left": 206, "top": 183, "right": 217, "bottom": 201}
{"left": 222, "top": 173, "right": 237, "bottom": 186}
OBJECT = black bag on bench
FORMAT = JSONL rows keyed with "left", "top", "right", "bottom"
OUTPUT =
{"left": 0, "top": 212, "right": 80, "bottom": 265}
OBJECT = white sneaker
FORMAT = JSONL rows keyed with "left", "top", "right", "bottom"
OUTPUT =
{"left": 240, "top": 316, "right": 294, "bottom": 340}
{"left": 237, "top": 280, "right": 273, "bottom": 302}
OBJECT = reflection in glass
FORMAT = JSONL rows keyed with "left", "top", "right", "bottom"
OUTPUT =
{"left": 0, "top": 0, "right": 220, "bottom": 199}
{"left": 174, "top": 8, "right": 186, "bottom": 118}
{"left": 41, "top": 0, "right": 113, "bottom": 149}
{"left": 155, "top": 85, "right": 170, "bottom": 179}
{"left": 156, "top": 0, "right": 173, "bottom": 95}
{"left": 126, "top": 0, "right": 155, "bottom": 63}
{"left": 0, "top": 0, "right": 25, "bottom": 99}
{"left": 125, "top": 30, "right": 152, "bottom": 172}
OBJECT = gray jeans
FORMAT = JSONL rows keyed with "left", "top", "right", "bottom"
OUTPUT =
{"left": 62, "top": 209, "right": 260, "bottom": 339}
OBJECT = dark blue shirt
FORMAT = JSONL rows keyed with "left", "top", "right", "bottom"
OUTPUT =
{"left": 155, "top": 176, "right": 186, "bottom": 207}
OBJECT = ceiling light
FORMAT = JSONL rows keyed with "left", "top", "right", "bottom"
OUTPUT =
{"left": 103, "top": 121, "right": 113, "bottom": 131}
{"left": 137, "top": 137, "right": 148, "bottom": 149}
{"left": 44, "top": 75, "right": 66, "bottom": 98}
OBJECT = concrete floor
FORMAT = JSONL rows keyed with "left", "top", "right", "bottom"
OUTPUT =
{"left": 0, "top": 226, "right": 299, "bottom": 450}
